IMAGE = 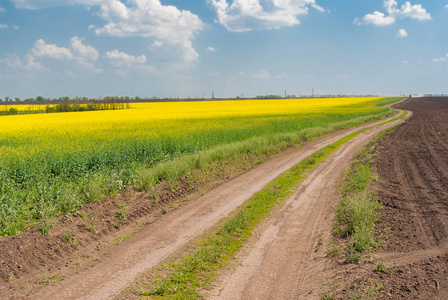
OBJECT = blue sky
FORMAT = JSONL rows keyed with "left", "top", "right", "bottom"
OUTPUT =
{"left": 0, "top": 0, "right": 447, "bottom": 99}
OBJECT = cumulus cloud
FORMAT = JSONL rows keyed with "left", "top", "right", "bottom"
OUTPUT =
{"left": 355, "top": 0, "right": 431, "bottom": 26}
{"left": 105, "top": 49, "right": 146, "bottom": 67}
{"left": 12, "top": 0, "right": 204, "bottom": 63}
{"left": 206, "top": 47, "right": 216, "bottom": 52}
{"left": 31, "top": 39, "right": 74, "bottom": 59}
{"left": 105, "top": 49, "right": 157, "bottom": 75}
{"left": 0, "top": 53, "right": 48, "bottom": 71}
{"left": 354, "top": 11, "right": 395, "bottom": 26}
{"left": 30, "top": 38, "right": 102, "bottom": 73}
{"left": 397, "top": 28, "right": 408, "bottom": 37}
{"left": 70, "top": 36, "right": 99, "bottom": 60}
{"left": 92, "top": 0, "right": 204, "bottom": 62}
{"left": 208, "top": 0, "right": 325, "bottom": 32}
{"left": 0, "top": 6, "right": 5, "bottom": 12}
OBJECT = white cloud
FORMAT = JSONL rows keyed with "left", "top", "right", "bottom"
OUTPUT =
{"left": 93, "top": 0, "right": 204, "bottom": 62}
{"left": 206, "top": 47, "right": 216, "bottom": 52}
{"left": 252, "top": 69, "right": 270, "bottom": 79}
{"left": 208, "top": 0, "right": 325, "bottom": 32}
{"left": 78, "top": 59, "right": 103, "bottom": 73}
{"left": 104, "top": 49, "right": 156, "bottom": 74}
{"left": 31, "top": 39, "right": 74, "bottom": 59}
{"left": 445, "top": 4, "right": 448, "bottom": 9}
{"left": 70, "top": 36, "right": 99, "bottom": 60}
{"left": 105, "top": 49, "right": 146, "bottom": 67}
{"left": 0, "top": 54, "right": 22, "bottom": 68}
{"left": 29, "top": 38, "right": 102, "bottom": 73}
{"left": 0, "top": 6, "right": 5, "bottom": 12}
{"left": 151, "top": 41, "right": 163, "bottom": 48}
{"left": 354, "top": 11, "right": 395, "bottom": 26}
{"left": 13, "top": 0, "right": 204, "bottom": 63}
{"left": 402, "top": 60, "right": 409, "bottom": 64}
{"left": 355, "top": 0, "right": 430, "bottom": 26}
{"left": 275, "top": 73, "right": 288, "bottom": 79}
{"left": 397, "top": 28, "right": 408, "bottom": 37}
{"left": 0, "top": 24, "right": 8, "bottom": 29}
{"left": 384, "top": 0, "right": 397, "bottom": 14}
{"left": 0, "top": 53, "right": 48, "bottom": 71}
{"left": 13, "top": 26, "right": 20, "bottom": 30}
{"left": 396, "top": 2, "right": 431, "bottom": 20}
{"left": 24, "top": 54, "right": 47, "bottom": 71}
{"left": 432, "top": 53, "right": 448, "bottom": 63}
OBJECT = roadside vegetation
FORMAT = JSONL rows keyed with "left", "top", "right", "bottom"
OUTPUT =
{"left": 333, "top": 117, "right": 406, "bottom": 263}
{"left": 0, "top": 97, "right": 402, "bottom": 236}
{"left": 136, "top": 128, "right": 368, "bottom": 299}
{"left": 334, "top": 147, "right": 382, "bottom": 263}
{"left": 321, "top": 125, "right": 405, "bottom": 299}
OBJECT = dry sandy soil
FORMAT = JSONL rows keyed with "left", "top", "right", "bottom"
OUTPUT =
{"left": 0, "top": 108, "right": 405, "bottom": 299}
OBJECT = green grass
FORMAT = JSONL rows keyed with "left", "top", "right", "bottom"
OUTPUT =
{"left": 0, "top": 97, "right": 404, "bottom": 236}
{"left": 374, "top": 261, "right": 389, "bottom": 273}
{"left": 136, "top": 110, "right": 409, "bottom": 299}
{"left": 334, "top": 126, "right": 394, "bottom": 261}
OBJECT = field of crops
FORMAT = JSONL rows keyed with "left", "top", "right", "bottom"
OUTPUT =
{"left": 0, "top": 97, "right": 400, "bottom": 236}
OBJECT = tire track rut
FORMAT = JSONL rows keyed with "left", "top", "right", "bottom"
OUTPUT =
{"left": 207, "top": 112, "right": 409, "bottom": 299}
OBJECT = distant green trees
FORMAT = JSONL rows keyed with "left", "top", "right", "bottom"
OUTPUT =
{"left": 0, "top": 97, "right": 131, "bottom": 116}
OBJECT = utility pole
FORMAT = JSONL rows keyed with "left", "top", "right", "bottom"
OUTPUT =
{"left": 312, "top": 87, "right": 314, "bottom": 97}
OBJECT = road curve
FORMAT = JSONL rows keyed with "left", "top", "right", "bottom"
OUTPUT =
{"left": 207, "top": 111, "right": 410, "bottom": 299}
{"left": 32, "top": 110, "right": 408, "bottom": 300}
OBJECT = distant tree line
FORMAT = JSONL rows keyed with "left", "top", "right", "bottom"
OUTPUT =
{"left": 0, "top": 96, "right": 131, "bottom": 116}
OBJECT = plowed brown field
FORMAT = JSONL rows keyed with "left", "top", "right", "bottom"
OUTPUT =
{"left": 370, "top": 97, "right": 448, "bottom": 299}
{"left": 323, "top": 97, "right": 448, "bottom": 299}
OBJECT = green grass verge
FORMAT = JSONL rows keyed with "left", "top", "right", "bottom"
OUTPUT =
{"left": 334, "top": 134, "right": 387, "bottom": 259}
{"left": 334, "top": 108, "right": 408, "bottom": 258}
{"left": 137, "top": 111, "right": 408, "bottom": 299}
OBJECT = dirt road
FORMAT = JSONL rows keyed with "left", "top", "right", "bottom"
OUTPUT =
{"left": 6, "top": 109, "right": 403, "bottom": 300}
{"left": 206, "top": 110, "right": 410, "bottom": 299}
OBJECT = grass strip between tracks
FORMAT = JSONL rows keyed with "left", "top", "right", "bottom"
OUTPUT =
{"left": 138, "top": 110, "right": 407, "bottom": 299}
{"left": 321, "top": 115, "right": 407, "bottom": 299}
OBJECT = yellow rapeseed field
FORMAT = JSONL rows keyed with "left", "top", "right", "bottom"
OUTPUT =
{"left": 0, "top": 97, "right": 398, "bottom": 235}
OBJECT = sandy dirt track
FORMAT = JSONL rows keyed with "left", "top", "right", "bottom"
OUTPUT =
{"left": 206, "top": 110, "right": 409, "bottom": 299}
{"left": 24, "top": 109, "right": 406, "bottom": 300}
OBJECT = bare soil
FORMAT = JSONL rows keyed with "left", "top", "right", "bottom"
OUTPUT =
{"left": 319, "top": 97, "right": 448, "bottom": 300}
{"left": 0, "top": 111, "right": 402, "bottom": 300}
{"left": 364, "top": 97, "right": 448, "bottom": 299}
